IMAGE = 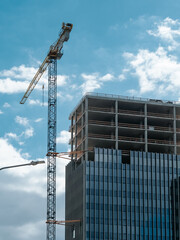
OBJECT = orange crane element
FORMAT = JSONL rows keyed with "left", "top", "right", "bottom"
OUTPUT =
{"left": 46, "top": 149, "right": 90, "bottom": 161}
{"left": 20, "top": 22, "right": 73, "bottom": 240}
{"left": 46, "top": 219, "right": 81, "bottom": 239}
{"left": 46, "top": 219, "right": 81, "bottom": 226}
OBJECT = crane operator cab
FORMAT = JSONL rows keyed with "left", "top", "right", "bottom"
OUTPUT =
{"left": 61, "top": 22, "right": 73, "bottom": 42}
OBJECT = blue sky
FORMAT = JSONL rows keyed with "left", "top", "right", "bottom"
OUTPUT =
{"left": 1, "top": 0, "right": 180, "bottom": 239}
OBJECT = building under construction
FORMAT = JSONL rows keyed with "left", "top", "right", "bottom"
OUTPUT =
{"left": 66, "top": 93, "right": 180, "bottom": 240}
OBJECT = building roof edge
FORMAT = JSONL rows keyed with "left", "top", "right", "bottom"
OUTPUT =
{"left": 69, "top": 92, "right": 180, "bottom": 119}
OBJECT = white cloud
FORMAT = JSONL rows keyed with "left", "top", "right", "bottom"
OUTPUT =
{"left": 24, "top": 127, "right": 34, "bottom": 138}
{"left": 57, "top": 92, "right": 73, "bottom": 101}
{"left": 0, "top": 109, "right": 3, "bottom": 114}
{"left": 109, "top": 23, "right": 120, "bottom": 31}
{"left": 28, "top": 99, "right": 48, "bottom": 106}
{"left": 122, "top": 17, "right": 180, "bottom": 97}
{"left": 5, "top": 132, "right": 19, "bottom": 140}
{"left": 124, "top": 46, "right": 180, "bottom": 95}
{"left": 118, "top": 74, "right": 125, "bottom": 81}
{"left": 56, "top": 130, "right": 70, "bottom": 144}
{"left": 0, "top": 137, "right": 67, "bottom": 197}
{"left": 15, "top": 116, "right": 34, "bottom": 139}
{"left": 118, "top": 68, "right": 130, "bottom": 81}
{"left": 34, "top": 118, "right": 43, "bottom": 123}
{"left": 4, "top": 132, "right": 26, "bottom": 145}
{"left": 29, "top": 99, "right": 41, "bottom": 105}
{"left": 15, "top": 221, "right": 44, "bottom": 240}
{"left": 3, "top": 102, "right": 11, "bottom": 108}
{"left": 0, "top": 138, "right": 28, "bottom": 170}
{"left": 0, "top": 65, "right": 44, "bottom": 94}
{"left": 147, "top": 17, "right": 180, "bottom": 50}
{"left": 0, "top": 138, "right": 46, "bottom": 195}
{"left": 0, "top": 64, "right": 37, "bottom": 80}
{"left": 0, "top": 78, "right": 30, "bottom": 94}
{"left": 80, "top": 73, "right": 114, "bottom": 94}
{"left": 5, "top": 130, "right": 34, "bottom": 143}
{"left": 99, "top": 73, "right": 114, "bottom": 81}
{"left": 57, "top": 75, "right": 68, "bottom": 86}
{"left": 0, "top": 65, "right": 69, "bottom": 94}
{"left": 127, "top": 89, "right": 138, "bottom": 96}
{"left": 64, "top": 94, "right": 73, "bottom": 101}
{"left": 21, "top": 152, "right": 31, "bottom": 159}
{"left": 15, "top": 116, "right": 29, "bottom": 127}
{"left": 81, "top": 74, "right": 101, "bottom": 93}
{"left": 81, "top": 72, "right": 99, "bottom": 81}
{"left": 71, "top": 84, "right": 78, "bottom": 89}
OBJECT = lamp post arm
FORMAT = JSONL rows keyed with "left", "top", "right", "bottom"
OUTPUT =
{"left": 0, "top": 160, "right": 45, "bottom": 171}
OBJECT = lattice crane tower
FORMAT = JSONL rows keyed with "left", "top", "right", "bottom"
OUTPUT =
{"left": 20, "top": 22, "right": 73, "bottom": 240}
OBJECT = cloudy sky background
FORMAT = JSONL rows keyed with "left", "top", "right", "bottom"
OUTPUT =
{"left": 1, "top": 0, "right": 180, "bottom": 239}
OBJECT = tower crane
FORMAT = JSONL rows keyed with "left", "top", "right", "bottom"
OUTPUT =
{"left": 20, "top": 22, "right": 73, "bottom": 240}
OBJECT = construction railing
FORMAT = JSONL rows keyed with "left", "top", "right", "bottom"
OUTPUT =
{"left": 76, "top": 125, "right": 85, "bottom": 136}
{"left": 147, "top": 112, "right": 173, "bottom": 119}
{"left": 76, "top": 137, "right": 85, "bottom": 149}
{"left": 119, "top": 109, "right": 144, "bottom": 116}
{"left": 119, "top": 122, "right": 145, "bottom": 129}
{"left": 88, "top": 133, "right": 174, "bottom": 145}
{"left": 76, "top": 112, "right": 83, "bottom": 121}
{"left": 147, "top": 125, "right": 173, "bottom": 132}
{"left": 88, "top": 106, "right": 176, "bottom": 119}
{"left": 69, "top": 112, "right": 84, "bottom": 131}
{"left": 89, "top": 133, "right": 116, "bottom": 140}
{"left": 69, "top": 125, "right": 85, "bottom": 144}
{"left": 118, "top": 136, "right": 144, "bottom": 143}
{"left": 119, "top": 109, "right": 173, "bottom": 119}
{"left": 89, "top": 120, "right": 115, "bottom": 126}
{"left": 88, "top": 120, "right": 177, "bottom": 132}
{"left": 89, "top": 106, "right": 115, "bottom": 113}
{"left": 148, "top": 138, "right": 174, "bottom": 145}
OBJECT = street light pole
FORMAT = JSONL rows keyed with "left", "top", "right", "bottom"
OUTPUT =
{"left": 0, "top": 160, "right": 45, "bottom": 171}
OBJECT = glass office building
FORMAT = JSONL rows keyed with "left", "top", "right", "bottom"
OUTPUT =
{"left": 66, "top": 94, "right": 180, "bottom": 240}
{"left": 66, "top": 148, "right": 180, "bottom": 240}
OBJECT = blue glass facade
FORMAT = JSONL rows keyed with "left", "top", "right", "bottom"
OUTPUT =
{"left": 85, "top": 148, "right": 180, "bottom": 240}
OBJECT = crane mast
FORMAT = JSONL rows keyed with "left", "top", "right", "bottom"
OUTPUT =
{"left": 47, "top": 58, "right": 57, "bottom": 240}
{"left": 20, "top": 22, "right": 73, "bottom": 240}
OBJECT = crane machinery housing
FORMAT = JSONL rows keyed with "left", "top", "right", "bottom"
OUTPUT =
{"left": 20, "top": 22, "right": 73, "bottom": 240}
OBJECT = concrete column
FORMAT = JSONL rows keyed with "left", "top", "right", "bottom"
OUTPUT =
{"left": 81, "top": 101, "right": 85, "bottom": 161}
{"left": 115, "top": 100, "right": 118, "bottom": 150}
{"left": 75, "top": 111, "right": 77, "bottom": 160}
{"left": 71, "top": 116, "right": 74, "bottom": 161}
{"left": 144, "top": 103, "right": 148, "bottom": 152}
{"left": 173, "top": 106, "right": 177, "bottom": 155}
{"left": 85, "top": 97, "right": 88, "bottom": 161}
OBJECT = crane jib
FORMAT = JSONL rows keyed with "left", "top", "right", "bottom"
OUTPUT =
{"left": 20, "top": 23, "right": 73, "bottom": 104}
